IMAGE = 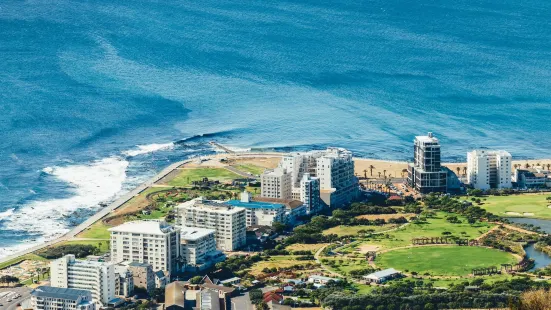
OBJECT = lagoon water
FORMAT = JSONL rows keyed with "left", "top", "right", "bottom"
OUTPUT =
{"left": 1, "top": 0, "right": 551, "bottom": 257}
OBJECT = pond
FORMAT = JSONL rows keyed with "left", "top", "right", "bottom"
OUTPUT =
{"left": 508, "top": 217, "right": 551, "bottom": 271}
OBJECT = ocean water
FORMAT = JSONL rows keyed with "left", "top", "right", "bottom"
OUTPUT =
{"left": 1, "top": 0, "right": 551, "bottom": 258}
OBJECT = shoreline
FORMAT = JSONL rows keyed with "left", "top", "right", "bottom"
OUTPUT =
{"left": 1, "top": 148, "right": 551, "bottom": 265}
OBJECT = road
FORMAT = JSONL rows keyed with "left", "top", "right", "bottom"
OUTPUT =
{"left": 0, "top": 287, "right": 31, "bottom": 310}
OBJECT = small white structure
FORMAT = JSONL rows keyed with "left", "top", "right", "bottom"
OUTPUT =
{"left": 363, "top": 268, "right": 402, "bottom": 284}
{"left": 180, "top": 226, "right": 225, "bottom": 271}
{"left": 307, "top": 275, "right": 340, "bottom": 286}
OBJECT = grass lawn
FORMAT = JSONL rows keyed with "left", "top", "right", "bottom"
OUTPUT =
{"left": 353, "top": 212, "right": 494, "bottom": 250}
{"left": 249, "top": 255, "right": 317, "bottom": 276}
{"left": 476, "top": 194, "right": 551, "bottom": 219}
{"left": 167, "top": 168, "right": 241, "bottom": 186}
{"left": 322, "top": 224, "right": 398, "bottom": 237}
{"left": 233, "top": 164, "right": 265, "bottom": 175}
{"left": 377, "top": 246, "right": 518, "bottom": 276}
{"left": 76, "top": 221, "right": 111, "bottom": 239}
{"left": 322, "top": 257, "right": 372, "bottom": 275}
{"left": 56, "top": 240, "right": 110, "bottom": 253}
{"left": 0, "top": 254, "right": 47, "bottom": 270}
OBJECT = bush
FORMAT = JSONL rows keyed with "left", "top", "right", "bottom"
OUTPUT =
{"left": 38, "top": 244, "right": 98, "bottom": 259}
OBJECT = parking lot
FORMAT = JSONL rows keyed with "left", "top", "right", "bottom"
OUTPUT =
{"left": 0, "top": 287, "right": 31, "bottom": 310}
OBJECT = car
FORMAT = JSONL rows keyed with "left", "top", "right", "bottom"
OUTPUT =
{"left": 6, "top": 299, "right": 11, "bottom": 302}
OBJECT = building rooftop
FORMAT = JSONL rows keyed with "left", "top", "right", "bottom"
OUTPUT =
{"left": 364, "top": 268, "right": 401, "bottom": 279}
{"left": 180, "top": 226, "right": 215, "bottom": 241}
{"left": 108, "top": 220, "right": 177, "bottom": 235}
{"left": 31, "top": 286, "right": 91, "bottom": 301}
{"left": 202, "top": 282, "right": 235, "bottom": 293}
{"left": 165, "top": 281, "right": 186, "bottom": 308}
{"left": 309, "top": 275, "right": 340, "bottom": 282}
{"left": 469, "top": 150, "right": 511, "bottom": 157}
{"left": 253, "top": 197, "right": 304, "bottom": 210}
{"left": 226, "top": 199, "right": 285, "bottom": 210}
{"left": 415, "top": 132, "right": 440, "bottom": 144}
{"left": 178, "top": 197, "right": 245, "bottom": 214}
{"left": 127, "top": 262, "right": 152, "bottom": 268}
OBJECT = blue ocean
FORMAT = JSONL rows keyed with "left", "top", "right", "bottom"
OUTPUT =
{"left": 1, "top": 0, "right": 551, "bottom": 257}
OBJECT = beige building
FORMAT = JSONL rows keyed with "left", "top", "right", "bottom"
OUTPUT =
{"left": 177, "top": 198, "right": 246, "bottom": 251}
{"left": 260, "top": 167, "right": 292, "bottom": 199}
{"left": 109, "top": 220, "right": 180, "bottom": 275}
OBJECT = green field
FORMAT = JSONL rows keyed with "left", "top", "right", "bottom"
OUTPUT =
{"left": 347, "top": 213, "right": 494, "bottom": 250}
{"left": 168, "top": 168, "right": 241, "bottom": 186}
{"left": 233, "top": 164, "right": 265, "bottom": 175}
{"left": 377, "top": 246, "right": 518, "bottom": 276}
{"left": 77, "top": 221, "right": 111, "bottom": 239}
{"left": 322, "top": 224, "right": 399, "bottom": 237}
{"left": 477, "top": 194, "right": 551, "bottom": 219}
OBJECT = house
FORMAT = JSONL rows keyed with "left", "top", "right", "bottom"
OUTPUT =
{"left": 363, "top": 268, "right": 402, "bottom": 284}
{"left": 263, "top": 291, "right": 283, "bottom": 304}
{"left": 307, "top": 275, "right": 340, "bottom": 287}
{"left": 165, "top": 281, "right": 186, "bottom": 310}
{"left": 201, "top": 283, "right": 236, "bottom": 310}
{"left": 155, "top": 270, "right": 169, "bottom": 289}
{"left": 247, "top": 225, "right": 278, "bottom": 244}
{"left": 282, "top": 282, "right": 296, "bottom": 293}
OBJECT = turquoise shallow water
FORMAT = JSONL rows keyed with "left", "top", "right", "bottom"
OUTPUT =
{"left": 1, "top": 0, "right": 551, "bottom": 256}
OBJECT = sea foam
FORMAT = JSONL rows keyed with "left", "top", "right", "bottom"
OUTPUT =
{"left": 123, "top": 142, "right": 175, "bottom": 157}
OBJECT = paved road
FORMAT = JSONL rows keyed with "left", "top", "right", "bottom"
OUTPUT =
{"left": 0, "top": 287, "right": 31, "bottom": 310}
{"left": 224, "top": 166, "right": 259, "bottom": 180}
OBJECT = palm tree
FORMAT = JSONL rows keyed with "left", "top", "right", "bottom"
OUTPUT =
{"left": 525, "top": 163, "right": 531, "bottom": 169}
{"left": 369, "top": 165, "right": 375, "bottom": 176}
{"left": 401, "top": 169, "right": 408, "bottom": 178}
{"left": 513, "top": 164, "right": 518, "bottom": 170}
{"left": 383, "top": 170, "right": 387, "bottom": 177}
{"left": 378, "top": 172, "right": 382, "bottom": 178}
{"left": 363, "top": 169, "right": 368, "bottom": 179}
{"left": 456, "top": 167, "right": 460, "bottom": 176}
{"left": 462, "top": 167, "right": 467, "bottom": 176}
{"left": 547, "top": 164, "right": 551, "bottom": 170}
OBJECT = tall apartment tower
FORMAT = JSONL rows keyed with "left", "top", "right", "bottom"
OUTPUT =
{"left": 300, "top": 173, "right": 321, "bottom": 213}
{"left": 50, "top": 255, "right": 115, "bottom": 306}
{"left": 467, "top": 150, "right": 512, "bottom": 190}
{"left": 316, "top": 147, "right": 358, "bottom": 207}
{"left": 177, "top": 198, "right": 247, "bottom": 251}
{"left": 407, "top": 132, "right": 447, "bottom": 194}
{"left": 260, "top": 167, "right": 292, "bottom": 199}
{"left": 109, "top": 220, "right": 180, "bottom": 275}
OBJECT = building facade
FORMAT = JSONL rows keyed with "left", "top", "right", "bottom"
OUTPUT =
{"left": 180, "top": 227, "right": 225, "bottom": 271}
{"left": 113, "top": 264, "right": 134, "bottom": 298}
{"left": 299, "top": 173, "right": 321, "bottom": 213}
{"left": 226, "top": 191, "right": 286, "bottom": 226}
{"left": 315, "top": 148, "right": 358, "bottom": 207}
{"left": 109, "top": 220, "right": 180, "bottom": 274}
{"left": 126, "top": 262, "right": 155, "bottom": 293}
{"left": 407, "top": 133, "right": 448, "bottom": 194}
{"left": 50, "top": 255, "right": 115, "bottom": 306}
{"left": 467, "top": 150, "right": 512, "bottom": 190}
{"left": 260, "top": 167, "right": 292, "bottom": 199}
{"left": 30, "top": 286, "right": 95, "bottom": 310}
{"left": 177, "top": 198, "right": 246, "bottom": 251}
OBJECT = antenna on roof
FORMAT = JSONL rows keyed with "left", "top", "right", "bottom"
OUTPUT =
{"left": 428, "top": 132, "right": 433, "bottom": 138}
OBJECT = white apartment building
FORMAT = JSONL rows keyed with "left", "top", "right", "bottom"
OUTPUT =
{"left": 180, "top": 227, "right": 225, "bottom": 271}
{"left": 177, "top": 198, "right": 246, "bottom": 251}
{"left": 315, "top": 147, "right": 358, "bottom": 207}
{"left": 300, "top": 173, "right": 321, "bottom": 213}
{"left": 277, "top": 148, "right": 356, "bottom": 208}
{"left": 50, "top": 255, "right": 115, "bottom": 306}
{"left": 467, "top": 150, "right": 512, "bottom": 190}
{"left": 227, "top": 191, "right": 286, "bottom": 226}
{"left": 260, "top": 167, "right": 292, "bottom": 199}
{"left": 31, "top": 286, "right": 95, "bottom": 310}
{"left": 109, "top": 220, "right": 180, "bottom": 274}
{"left": 113, "top": 264, "right": 134, "bottom": 298}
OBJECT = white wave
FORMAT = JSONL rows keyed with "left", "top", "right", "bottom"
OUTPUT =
{"left": 0, "top": 157, "right": 129, "bottom": 259}
{"left": 122, "top": 142, "right": 175, "bottom": 157}
{"left": 0, "top": 208, "right": 15, "bottom": 220}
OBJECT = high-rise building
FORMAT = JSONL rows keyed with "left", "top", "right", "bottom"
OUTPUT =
{"left": 407, "top": 132, "right": 448, "bottom": 194}
{"left": 277, "top": 148, "right": 357, "bottom": 208}
{"left": 467, "top": 150, "right": 512, "bottom": 190}
{"left": 30, "top": 286, "right": 95, "bottom": 310}
{"left": 109, "top": 220, "right": 180, "bottom": 275}
{"left": 315, "top": 148, "right": 358, "bottom": 207}
{"left": 50, "top": 255, "right": 115, "bottom": 306}
{"left": 177, "top": 198, "right": 246, "bottom": 251}
{"left": 260, "top": 167, "right": 292, "bottom": 199}
{"left": 299, "top": 173, "right": 320, "bottom": 213}
{"left": 180, "top": 226, "right": 225, "bottom": 271}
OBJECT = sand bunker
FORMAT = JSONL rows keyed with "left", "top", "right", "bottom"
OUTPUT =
{"left": 505, "top": 212, "right": 521, "bottom": 215}
{"left": 523, "top": 213, "right": 535, "bottom": 216}
{"left": 358, "top": 244, "right": 381, "bottom": 253}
